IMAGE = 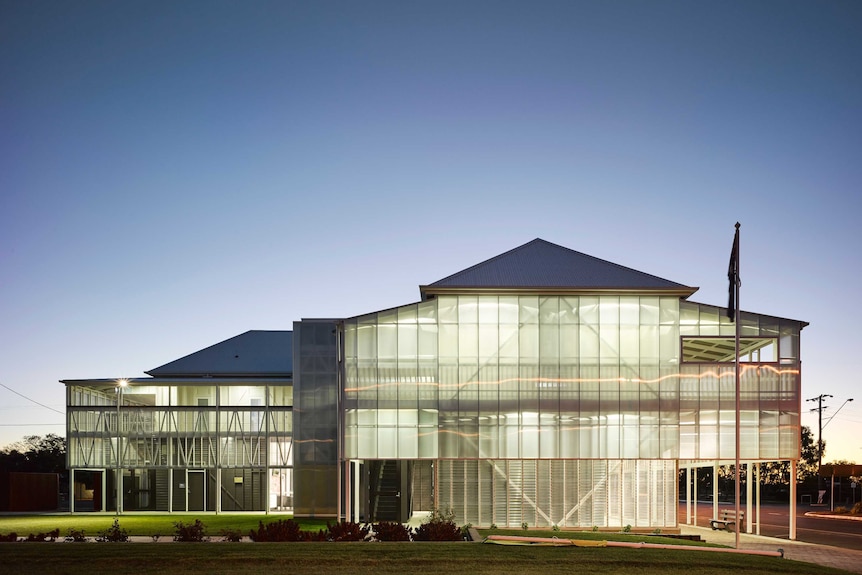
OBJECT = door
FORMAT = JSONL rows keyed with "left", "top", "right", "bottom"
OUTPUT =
{"left": 188, "top": 470, "right": 205, "bottom": 511}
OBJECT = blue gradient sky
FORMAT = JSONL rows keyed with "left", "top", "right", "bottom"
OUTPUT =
{"left": 2, "top": 1, "right": 860, "bottom": 461}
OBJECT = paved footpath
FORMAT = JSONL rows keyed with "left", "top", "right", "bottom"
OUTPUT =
{"left": 679, "top": 524, "right": 862, "bottom": 574}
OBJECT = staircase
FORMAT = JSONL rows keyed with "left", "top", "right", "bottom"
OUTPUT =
{"left": 369, "top": 460, "right": 400, "bottom": 521}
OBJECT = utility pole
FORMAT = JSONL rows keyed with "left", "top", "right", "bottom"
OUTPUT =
{"left": 807, "top": 394, "right": 832, "bottom": 472}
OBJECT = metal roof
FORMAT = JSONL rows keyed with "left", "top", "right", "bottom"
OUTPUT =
{"left": 145, "top": 330, "right": 293, "bottom": 377}
{"left": 421, "top": 238, "right": 697, "bottom": 297}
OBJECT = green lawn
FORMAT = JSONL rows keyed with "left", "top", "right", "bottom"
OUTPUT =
{"left": 0, "top": 514, "right": 329, "bottom": 538}
{"left": 0, "top": 541, "right": 851, "bottom": 575}
{"left": 0, "top": 516, "right": 853, "bottom": 575}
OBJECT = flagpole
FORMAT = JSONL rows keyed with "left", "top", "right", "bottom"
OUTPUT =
{"left": 733, "top": 222, "right": 741, "bottom": 549}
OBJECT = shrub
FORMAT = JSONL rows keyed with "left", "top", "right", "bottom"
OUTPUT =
{"left": 0, "top": 532, "right": 18, "bottom": 542}
{"left": 97, "top": 519, "right": 129, "bottom": 542}
{"left": 371, "top": 521, "right": 411, "bottom": 541}
{"left": 833, "top": 506, "right": 849, "bottom": 515}
{"left": 24, "top": 529, "right": 60, "bottom": 542}
{"left": 219, "top": 528, "right": 244, "bottom": 542}
{"left": 852, "top": 502, "right": 862, "bottom": 515}
{"left": 65, "top": 529, "right": 89, "bottom": 542}
{"left": 412, "top": 507, "right": 463, "bottom": 541}
{"left": 249, "top": 519, "right": 325, "bottom": 542}
{"left": 521, "top": 522, "right": 529, "bottom": 532}
{"left": 327, "top": 520, "right": 369, "bottom": 542}
{"left": 623, "top": 524, "right": 632, "bottom": 533}
{"left": 250, "top": 519, "right": 301, "bottom": 542}
{"left": 174, "top": 519, "right": 209, "bottom": 542}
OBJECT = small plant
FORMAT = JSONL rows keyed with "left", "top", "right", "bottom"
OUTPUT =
{"left": 24, "top": 529, "right": 60, "bottom": 542}
{"left": 552, "top": 524, "right": 560, "bottom": 532}
{"left": 97, "top": 519, "right": 129, "bottom": 542}
{"left": 833, "top": 506, "right": 848, "bottom": 514}
{"left": 652, "top": 528, "right": 662, "bottom": 535}
{"left": 623, "top": 524, "right": 632, "bottom": 533}
{"left": 592, "top": 525, "right": 599, "bottom": 532}
{"left": 460, "top": 522, "right": 474, "bottom": 538}
{"left": 0, "top": 532, "right": 19, "bottom": 542}
{"left": 65, "top": 528, "right": 89, "bottom": 542}
{"left": 371, "top": 521, "right": 411, "bottom": 541}
{"left": 853, "top": 502, "right": 862, "bottom": 515}
{"left": 521, "top": 522, "right": 529, "bottom": 532}
{"left": 489, "top": 523, "right": 497, "bottom": 531}
{"left": 174, "top": 519, "right": 209, "bottom": 542}
{"left": 151, "top": 534, "right": 161, "bottom": 542}
{"left": 326, "top": 520, "right": 369, "bottom": 542}
{"left": 219, "top": 528, "right": 243, "bottom": 542}
{"left": 412, "top": 507, "right": 463, "bottom": 541}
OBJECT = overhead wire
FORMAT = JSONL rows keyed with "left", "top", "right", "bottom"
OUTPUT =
{"left": 0, "top": 382, "right": 65, "bottom": 415}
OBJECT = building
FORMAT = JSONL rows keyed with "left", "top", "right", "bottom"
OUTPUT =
{"left": 64, "top": 239, "right": 806, "bottom": 531}
{"left": 63, "top": 330, "right": 293, "bottom": 513}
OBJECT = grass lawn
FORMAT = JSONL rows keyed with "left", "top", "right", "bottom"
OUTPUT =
{"left": 0, "top": 516, "right": 854, "bottom": 575}
{"left": 0, "top": 540, "right": 852, "bottom": 575}
{"left": 0, "top": 514, "right": 330, "bottom": 538}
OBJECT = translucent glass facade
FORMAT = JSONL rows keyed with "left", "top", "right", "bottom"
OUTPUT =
{"left": 342, "top": 295, "right": 803, "bottom": 527}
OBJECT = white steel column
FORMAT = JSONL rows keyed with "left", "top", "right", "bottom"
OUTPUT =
{"left": 789, "top": 460, "right": 797, "bottom": 540}
{"left": 755, "top": 462, "right": 761, "bottom": 535}
{"left": 713, "top": 462, "right": 719, "bottom": 521}
{"left": 693, "top": 467, "right": 698, "bottom": 526}
{"left": 745, "top": 462, "right": 753, "bottom": 533}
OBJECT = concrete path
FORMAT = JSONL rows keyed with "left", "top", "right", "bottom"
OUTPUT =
{"left": 679, "top": 524, "right": 862, "bottom": 574}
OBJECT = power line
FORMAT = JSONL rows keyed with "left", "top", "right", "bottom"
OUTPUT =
{"left": 0, "top": 423, "right": 64, "bottom": 427}
{"left": 0, "top": 382, "right": 65, "bottom": 415}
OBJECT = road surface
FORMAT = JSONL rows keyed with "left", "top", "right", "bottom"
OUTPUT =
{"left": 679, "top": 501, "right": 862, "bottom": 550}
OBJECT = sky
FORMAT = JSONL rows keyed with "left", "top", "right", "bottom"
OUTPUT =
{"left": 1, "top": 0, "right": 860, "bottom": 462}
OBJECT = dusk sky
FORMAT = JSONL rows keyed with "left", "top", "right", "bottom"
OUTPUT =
{"left": 2, "top": 1, "right": 860, "bottom": 462}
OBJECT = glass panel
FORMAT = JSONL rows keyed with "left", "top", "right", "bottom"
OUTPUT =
{"left": 599, "top": 296, "right": 619, "bottom": 325}
{"left": 459, "top": 323, "right": 478, "bottom": 360}
{"left": 499, "top": 296, "right": 519, "bottom": 324}
{"left": 459, "top": 295, "right": 479, "bottom": 324}
{"left": 438, "top": 296, "right": 458, "bottom": 323}
{"left": 519, "top": 296, "right": 539, "bottom": 324}
{"left": 478, "top": 296, "right": 498, "bottom": 324}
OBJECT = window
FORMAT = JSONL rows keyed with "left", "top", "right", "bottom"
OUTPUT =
{"left": 681, "top": 337, "right": 777, "bottom": 363}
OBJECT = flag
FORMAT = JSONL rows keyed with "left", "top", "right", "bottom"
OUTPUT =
{"left": 727, "top": 223, "right": 739, "bottom": 321}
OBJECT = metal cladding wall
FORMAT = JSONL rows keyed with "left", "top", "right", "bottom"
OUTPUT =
{"left": 0, "top": 472, "right": 59, "bottom": 511}
{"left": 293, "top": 319, "right": 340, "bottom": 517}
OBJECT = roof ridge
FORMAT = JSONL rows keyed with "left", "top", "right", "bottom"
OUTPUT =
{"left": 427, "top": 238, "right": 548, "bottom": 286}
{"left": 422, "top": 238, "right": 694, "bottom": 293}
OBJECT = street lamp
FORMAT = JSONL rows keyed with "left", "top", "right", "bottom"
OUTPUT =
{"left": 823, "top": 398, "right": 854, "bottom": 430}
{"left": 116, "top": 379, "right": 128, "bottom": 515}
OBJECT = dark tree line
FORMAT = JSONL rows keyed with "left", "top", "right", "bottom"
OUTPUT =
{"left": 0, "top": 433, "right": 66, "bottom": 474}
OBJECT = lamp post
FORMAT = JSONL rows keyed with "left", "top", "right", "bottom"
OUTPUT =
{"left": 116, "top": 379, "right": 128, "bottom": 515}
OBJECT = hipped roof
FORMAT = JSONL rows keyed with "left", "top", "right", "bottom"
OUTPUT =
{"left": 145, "top": 330, "right": 293, "bottom": 377}
{"left": 421, "top": 238, "right": 697, "bottom": 298}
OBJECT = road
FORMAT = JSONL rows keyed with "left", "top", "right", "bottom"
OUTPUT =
{"left": 679, "top": 501, "right": 862, "bottom": 550}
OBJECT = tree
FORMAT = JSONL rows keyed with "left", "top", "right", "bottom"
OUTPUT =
{"left": 0, "top": 433, "right": 66, "bottom": 474}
